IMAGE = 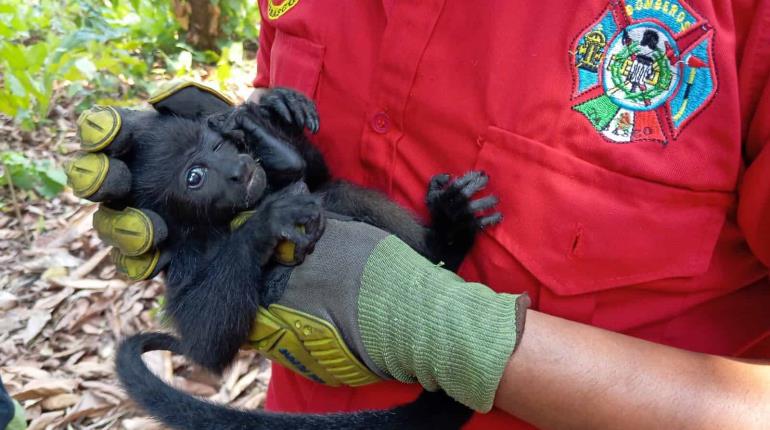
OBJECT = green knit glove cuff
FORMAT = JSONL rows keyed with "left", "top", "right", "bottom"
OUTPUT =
{"left": 358, "top": 235, "right": 529, "bottom": 412}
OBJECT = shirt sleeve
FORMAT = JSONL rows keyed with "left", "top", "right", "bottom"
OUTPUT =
{"left": 736, "top": 1, "right": 770, "bottom": 266}
{"left": 253, "top": 0, "right": 276, "bottom": 88}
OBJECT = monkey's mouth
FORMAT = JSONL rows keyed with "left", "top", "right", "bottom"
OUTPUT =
{"left": 244, "top": 168, "right": 267, "bottom": 208}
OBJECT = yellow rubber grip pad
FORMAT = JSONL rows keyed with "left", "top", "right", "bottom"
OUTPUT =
{"left": 248, "top": 305, "right": 380, "bottom": 387}
{"left": 66, "top": 153, "right": 110, "bottom": 198}
{"left": 112, "top": 248, "right": 160, "bottom": 281}
{"left": 93, "top": 207, "right": 156, "bottom": 257}
{"left": 148, "top": 79, "right": 234, "bottom": 106}
{"left": 230, "top": 210, "right": 303, "bottom": 265}
{"left": 77, "top": 106, "right": 122, "bottom": 152}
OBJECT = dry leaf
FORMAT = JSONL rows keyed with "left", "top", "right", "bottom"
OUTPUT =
{"left": 0, "top": 291, "right": 18, "bottom": 311}
{"left": 68, "top": 362, "right": 112, "bottom": 379}
{"left": 41, "top": 266, "right": 69, "bottom": 282}
{"left": 27, "top": 410, "right": 64, "bottom": 430}
{"left": 172, "top": 376, "right": 217, "bottom": 397}
{"left": 19, "top": 310, "right": 52, "bottom": 344}
{"left": 1, "top": 366, "right": 51, "bottom": 380}
{"left": 234, "top": 391, "right": 266, "bottom": 410}
{"left": 41, "top": 393, "right": 80, "bottom": 410}
{"left": 142, "top": 350, "right": 173, "bottom": 382}
{"left": 229, "top": 367, "right": 260, "bottom": 401}
{"left": 69, "top": 246, "right": 111, "bottom": 279}
{"left": 13, "top": 378, "right": 77, "bottom": 401}
{"left": 122, "top": 417, "right": 165, "bottom": 430}
{"left": 33, "top": 287, "right": 73, "bottom": 310}
{"left": 49, "top": 277, "right": 126, "bottom": 290}
{"left": 79, "top": 381, "right": 127, "bottom": 404}
{"left": 60, "top": 391, "right": 111, "bottom": 424}
{"left": 23, "top": 248, "right": 83, "bottom": 272}
{"left": 223, "top": 358, "right": 247, "bottom": 393}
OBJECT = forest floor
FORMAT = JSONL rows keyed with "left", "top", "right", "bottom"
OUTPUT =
{"left": 0, "top": 65, "right": 269, "bottom": 430}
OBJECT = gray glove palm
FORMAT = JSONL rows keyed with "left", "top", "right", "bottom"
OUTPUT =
{"left": 254, "top": 218, "right": 529, "bottom": 412}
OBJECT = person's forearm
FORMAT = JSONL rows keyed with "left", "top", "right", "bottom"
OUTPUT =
{"left": 496, "top": 310, "right": 770, "bottom": 429}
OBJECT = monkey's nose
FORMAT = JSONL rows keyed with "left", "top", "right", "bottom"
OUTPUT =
{"left": 229, "top": 156, "right": 255, "bottom": 184}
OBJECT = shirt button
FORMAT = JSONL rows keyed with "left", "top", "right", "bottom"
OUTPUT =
{"left": 371, "top": 112, "right": 390, "bottom": 134}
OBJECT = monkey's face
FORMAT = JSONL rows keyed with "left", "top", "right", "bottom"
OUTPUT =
{"left": 129, "top": 116, "right": 267, "bottom": 226}
{"left": 177, "top": 128, "right": 267, "bottom": 217}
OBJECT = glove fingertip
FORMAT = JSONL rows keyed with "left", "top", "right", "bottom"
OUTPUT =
{"left": 142, "top": 209, "right": 169, "bottom": 247}
{"left": 87, "top": 158, "right": 132, "bottom": 202}
{"left": 67, "top": 154, "right": 131, "bottom": 201}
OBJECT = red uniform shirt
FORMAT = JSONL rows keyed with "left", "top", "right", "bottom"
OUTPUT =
{"left": 254, "top": 1, "right": 770, "bottom": 428}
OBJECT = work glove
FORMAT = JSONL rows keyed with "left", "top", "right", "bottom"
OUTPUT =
{"left": 65, "top": 80, "right": 236, "bottom": 280}
{"left": 248, "top": 217, "right": 530, "bottom": 412}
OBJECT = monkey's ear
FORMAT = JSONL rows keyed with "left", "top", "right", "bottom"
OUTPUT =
{"left": 149, "top": 80, "right": 234, "bottom": 119}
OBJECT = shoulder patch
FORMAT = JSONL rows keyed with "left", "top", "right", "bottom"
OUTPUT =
{"left": 570, "top": 0, "right": 717, "bottom": 145}
{"left": 267, "top": 0, "right": 300, "bottom": 20}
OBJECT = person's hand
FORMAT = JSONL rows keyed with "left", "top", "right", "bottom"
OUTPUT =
{"left": 249, "top": 217, "right": 530, "bottom": 413}
{"left": 65, "top": 80, "right": 234, "bottom": 280}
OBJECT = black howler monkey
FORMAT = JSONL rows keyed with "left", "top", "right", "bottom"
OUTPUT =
{"left": 115, "top": 88, "right": 500, "bottom": 429}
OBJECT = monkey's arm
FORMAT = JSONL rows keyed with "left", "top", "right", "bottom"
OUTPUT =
{"left": 318, "top": 181, "right": 433, "bottom": 258}
{"left": 319, "top": 174, "right": 500, "bottom": 270}
{"left": 163, "top": 231, "right": 265, "bottom": 373}
{"left": 164, "top": 191, "right": 324, "bottom": 372}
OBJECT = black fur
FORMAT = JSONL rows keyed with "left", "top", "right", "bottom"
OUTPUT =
{"left": 118, "top": 332, "right": 471, "bottom": 430}
{"left": 115, "top": 88, "right": 498, "bottom": 429}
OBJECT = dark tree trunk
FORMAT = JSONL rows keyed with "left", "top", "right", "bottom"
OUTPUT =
{"left": 175, "top": 0, "right": 221, "bottom": 51}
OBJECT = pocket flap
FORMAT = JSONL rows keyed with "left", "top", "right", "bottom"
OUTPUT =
{"left": 476, "top": 126, "right": 733, "bottom": 295}
{"left": 269, "top": 31, "right": 325, "bottom": 98}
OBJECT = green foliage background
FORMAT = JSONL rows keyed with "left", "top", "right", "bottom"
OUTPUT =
{"left": 0, "top": 0, "right": 260, "bottom": 199}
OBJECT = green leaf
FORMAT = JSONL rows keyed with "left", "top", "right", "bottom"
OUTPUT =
{"left": 4, "top": 73, "right": 26, "bottom": 98}
{"left": 74, "top": 57, "right": 97, "bottom": 79}
{"left": 228, "top": 41, "right": 243, "bottom": 63}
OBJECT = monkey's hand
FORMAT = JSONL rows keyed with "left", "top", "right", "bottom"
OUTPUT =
{"left": 252, "top": 219, "right": 529, "bottom": 413}
{"left": 257, "top": 87, "right": 319, "bottom": 134}
{"left": 65, "top": 79, "right": 234, "bottom": 280}
{"left": 207, "top": 88, "right": 320, "bottom": 190}
{"left": 235, "top": 182, "right": 325, "bottom": 266}
{"left": 426, "top": 171, "right": 502, "bottom": 270}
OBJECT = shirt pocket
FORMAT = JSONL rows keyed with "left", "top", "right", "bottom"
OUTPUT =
{"left": 475, "top": 126, "right": 734, "bottom": 295}
{"left": 269, "top": 30, "right": 325, "bottom": 98}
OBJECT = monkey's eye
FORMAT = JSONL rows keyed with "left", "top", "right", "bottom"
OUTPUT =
{"left": 186, "top": 166, "right": 207, "bottom": 189}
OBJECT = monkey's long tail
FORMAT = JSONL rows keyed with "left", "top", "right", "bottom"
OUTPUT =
{"left": 116, "top": 332, "right": 471, "bottom": 430}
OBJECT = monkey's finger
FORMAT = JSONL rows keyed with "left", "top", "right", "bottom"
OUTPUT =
{"left": 262, "top": 95, "right": 294, "bottom": 125}
{"left": 478, "top": 213, "right": 503, "bottom": 228}
{"left": 278, "top": 223, "right": 321, "bottom": 265}
{"left": 468, "top": 195, "right": 499, "bottom": 213}
{"left": 297, "top": 96, "right": 319, "bottom": 133}
{"left": 236, "top": 115, "right": 306, "bottom": 185}
{"left": 93, "top": 207, "right": 168, "bottom": 257}
{"left": 66, "top": 154, "right": 131, "bottom": 202}
{"left": 456, "top": 171, "right": 489, "bottom": 198}
{"left": 428, "top": 174, "right": 451, "bottom": 192}
{"left": 284, "top": 96, "right": 308, "bottom": 130}
{"left": 426, "top": 174, "right": 452, "bottom": 206}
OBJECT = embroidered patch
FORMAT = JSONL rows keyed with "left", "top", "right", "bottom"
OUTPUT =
{"left": 571, "top": 0, "right": 717, "bottom": 145}
{"left": 267, "top": 0, "right": 299, "bottom": 20}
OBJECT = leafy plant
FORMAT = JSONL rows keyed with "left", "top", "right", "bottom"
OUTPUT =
{"left": 0, "top": 0, "right": 260, "bottom": 130}
{"left": 0, "top": 151, "right": 67, "bottom": 199}
{"left": 0, "top": 0, "right": 182, "bottom": 129}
